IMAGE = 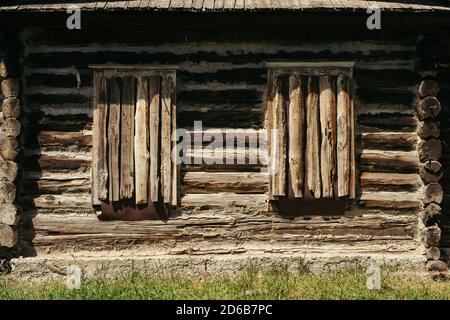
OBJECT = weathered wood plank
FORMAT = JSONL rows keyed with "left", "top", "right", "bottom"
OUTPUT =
{"left": 120, "top": 77, "right": 135, "bottom": 199}
{"left": 184, "top": 172, "right": 267, "bottom": 193}
{"left": 361, "top": 132, "right": 417, "bottom": 149}
{"left": 37, "top": 131, "right": 92, "bottom": 147}
{"left": 161, "top": 75, "right": 172, "bottom": 204}
{"left": 360, "top": 191, "right": 421, "bottom": 209}
{"left": 22, "top": 179, "right": 90, "bottom": 194}
{"left": 271, "top": 76, "right": 286, "bottom": 197}
{"left": 288, "top": 73, "right": 304, "bottom": 198}
{"left": 24, "top": 194, "right": 92, "bottom": 209}
{"left": 182, "top": 193, "right": 267, "bottom": 209}
{"left": 135, "top": 77, "right": 150, "bottom": 204}
{"left": 305, "top": 76, "right": 321, "bottom": 198}
{"left": 171, "top": 74, "right": 178, "bottom": 207}
{"left": 266, "top": 71, "right": 275, "bottom": 199}
{"left": 30, "top": 213, "right": 417, "bottom": 244}
{"left": 360, "top": 172, "right": 420, "bottom": 188}
{"left": 349, "top": 81, "right": 356, "bottom": 199}
{"left": 361, "top": 150, "right": 420, "bottom": 170}
{"left": 96, "top": 76, "right": 109, "bottom": 201}
{"left": 107, "top": 78, "right": 121, "bottom": 202}
{"left": 319, "top": 75, "right": 336, "bottom": 198}
{"left": 337, "top": 75, "right": 350, "bottom": 197}
{"left": 149, "top": 76, "right": 161, "bottom": 203}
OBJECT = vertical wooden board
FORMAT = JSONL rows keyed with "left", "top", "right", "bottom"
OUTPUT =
{"left": 337, "top": 75, "right": 351, "bottom": 197}
{"left": 266, "top": 71, "right": 275, "bottom": 199}
{"left": 305, "top": 76, "right": 321, "bottom": 199}
{"left": 170, "top": 75, "right": 178, "bottom": 207}
{"left": 278, "top": 79, "right": 287, "bottom": 197}
{"left": 161, "top": 75, "right": 172, "bottom": 204}
{"left": 349, "top": 80, "right": 356, "bottom": 199}
{"left": 91, "top": 71, "right": 100, "bottom": 205}
{"left": 319, "top": 76, "right": 337, "bottom": 198}
{"left": 108, "top": 78, "right": 121, "bottom": 202}
{"left": 135, "top": 77, "right": 150, "bottom": 204}
{"left": 149, "top": 76, "right": 161, "bottom": 202}
{"left": 288, "top": 73, "right": 304, "bottom": 198}
{"left": 272, "top": 76, "right": 286, "bottom": 197}
{"left": 97, "top": 76, "right": 109, "bottom": 201}
{"left": 120, "top": 77, "right": 135, "bottom": 199}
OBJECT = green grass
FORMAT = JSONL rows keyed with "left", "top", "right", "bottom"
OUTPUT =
{"left": 1, "top": 264, "right": 449, "bottom": 300}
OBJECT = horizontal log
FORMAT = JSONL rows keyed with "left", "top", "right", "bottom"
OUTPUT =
{"left": 187, "top": 129, "right": 265, "bottom": 147}
{"left": 0, "top": 204, "right": 18, "bottom": 226}
{"left": 358, "top": 114, "right": 418, "bottom": 129}
{"left": 418, "top": 138, "right": 442, "bottom": 162}
{"left": 361, "top": 132, "right": 416, "bottom": 149}
{"left": 22, "top": 179, "right": 90, "bottom": 195}
{"left": 25, "top": 48, "right": 415, "bottom": 69}
{"left": 36, "top": 131, "right": 92, "bottom": 147}
{"left": 23, "top": 154, "right": 91, "bottom": 170}
{"left": 26, "top": 113, "right": 91, "bottom": 132}
{"left": 184, "top": 148, "right": 266, "bottom": 167}
{"left": 418, "top": 79, "right": 440, "bottom": 98}
{"left": 181, "top": 193, "right": 267, "bottom": 210}
{"left": 22, "top": 194, "right": 92, "bottom": 209}
{"left": 178, "top": 109, "right": 264, "bottom": 129}
{"left": 421, "top": 225, "right": 441, "bottom": 247}
{"left": 1, "top": 98, "right": 21, "bottom": 118}
{"left": 361, "top": 150, "right": 419, "bottom": 171}
{"left": 360, "top": 172, "right": 420, "bottom": 188}
{"left": 360, "top": 191, "right": 421, "bottom": 209}
{"left": 28, "top": 213, "right": 417, "bottom": 245}
{"left": 1, "top": 77, "right": 20, "bottom": 98}
{"left": 183, "top": 172, "right": 267, "bottom": 193}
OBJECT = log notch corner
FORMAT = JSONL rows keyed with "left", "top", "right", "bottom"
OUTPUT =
{"left": 0, "top": 29, "right": 23, "bottom": 262}
{"left": 416, "top": 32, "right": 448, "bottom": 273}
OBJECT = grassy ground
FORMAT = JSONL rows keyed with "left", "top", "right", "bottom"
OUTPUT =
{"left": 1, "top": 264, "right": 449, "bottom": 300}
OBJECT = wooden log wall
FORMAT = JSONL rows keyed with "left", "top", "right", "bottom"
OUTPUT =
{"left": 437, "top": 30, "right": 450, "bottom": 264}
{"left": 415, "top": 32, "right": 449, "bottom": 273}
{"left": 18, "top": 27, "right": 424, "bottom": 252}
{"left": 0, "top": 29, "right": 22, "bottom": 257}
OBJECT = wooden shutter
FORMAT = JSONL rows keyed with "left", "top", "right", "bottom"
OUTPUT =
{"left": 267, "top": 67, "right": 355, "bottom": 200}
{"left": 91, "top": 68, "right": 177, "bottom": 219}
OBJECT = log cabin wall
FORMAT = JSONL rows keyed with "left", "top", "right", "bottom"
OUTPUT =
{"left": 0, "top": 29, "right": 23, "bottom": 259}
{"left": 438, "top": 30, "right": 450, "bottom": 256}
{"left": 17, "top": 22, "right": 426, "bottom": 255}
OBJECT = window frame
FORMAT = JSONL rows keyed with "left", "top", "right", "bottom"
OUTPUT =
{"left": 89, "top": 64, "right": 179, "bottom": 220}
{"left": 265, "top": 61, "right": 356, "bottom": 212}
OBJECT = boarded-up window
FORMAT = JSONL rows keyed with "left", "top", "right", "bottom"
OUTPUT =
{"left": 266, "top": 62, "right": 356, "bottom": 214}
{"left": 90, "top": 66, "right": 177, "bottom": 220}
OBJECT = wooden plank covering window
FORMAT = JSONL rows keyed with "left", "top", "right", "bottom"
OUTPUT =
{"left": 90, "top": 65, "right": 178, "bottom": 220}
{"left": 266, "top": 62, "right": 355, "bottom": 204}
